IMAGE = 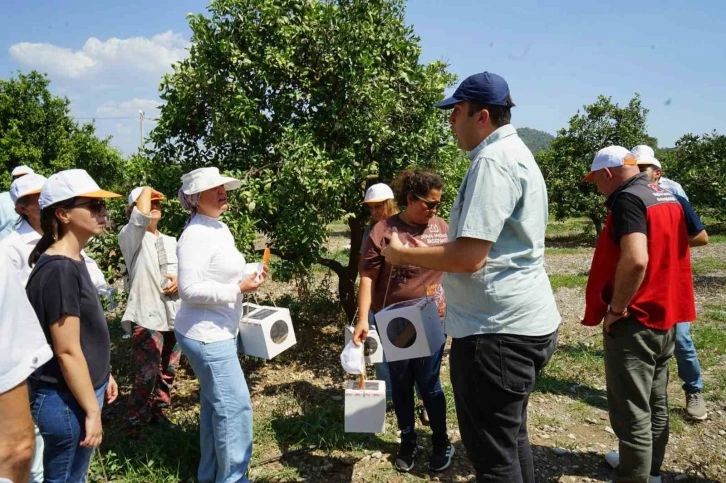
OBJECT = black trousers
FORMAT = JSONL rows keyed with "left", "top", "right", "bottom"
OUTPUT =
{"left": 450, "top": 330, "right": 558, "bottom": 483}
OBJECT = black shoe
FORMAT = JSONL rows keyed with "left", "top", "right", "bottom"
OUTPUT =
{"left": 394, "top": 441, "right": 418, "bottom": 472}
{"left": 429, "top": 442, "right": 455, "bottom": 472}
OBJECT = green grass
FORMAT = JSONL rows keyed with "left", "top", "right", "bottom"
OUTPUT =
{"left": 548, "top": 273, "right": 588, "bottom": 291}
{"left": 706, "top": 234, "right": 726, "bottom": 244}
{"left": 692, "top": 257, "right": 726, "bottom": 275}
{"left": 545, "top": 247, "right": 591, "bottom": 256}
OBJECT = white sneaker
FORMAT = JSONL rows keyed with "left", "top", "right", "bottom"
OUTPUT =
{"left": 604, "top": 451, "right": 662, "bottom": 483}
{"left": 604, "top": 451, "right": 619, "bottom": 468}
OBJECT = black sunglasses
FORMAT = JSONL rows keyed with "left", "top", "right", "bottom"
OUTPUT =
{"left": 414, "top": 194, "right": 441, "bottom": 210}
{"left": 72, "top": 199, "right": 107, "bottom": 214}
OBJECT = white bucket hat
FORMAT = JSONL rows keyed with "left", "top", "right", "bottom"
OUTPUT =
{"left": 362, "top": 183, "right": 394, "bottom": 204}
{"left": 631, "top": 145, "right": 662, "bottom": 169}
{"left": 39, "top": 169, "right": 121, "bottom": 210}
{"left": 10, "top": 173, "right": 47, "bottom": 204}
{"left": 11, "top": 165, "right": 35, "bottom": 178}
{"left": 180, "top": 167, "right": 241, "bottom": 195}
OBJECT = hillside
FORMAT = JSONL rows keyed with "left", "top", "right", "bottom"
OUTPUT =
{"left": 518, "top": 127, "right": 555, "bottom": 154}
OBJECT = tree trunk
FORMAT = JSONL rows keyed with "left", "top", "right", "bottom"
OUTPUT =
{"left": 314, "top": 216, "right": 365, "bottom": 324}
{"left": 589, "top": 213, "right": 603, "bottom": 237}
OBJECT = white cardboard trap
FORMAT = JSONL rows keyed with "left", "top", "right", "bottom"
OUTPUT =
{"left": 374, "top": 297, "right": 445, "bottom": 362}
{"left": 344, "top": 379, "right": 386, "bottom": 433}
{"left": 343, "top": 326, "right": 383, "bottom": 364}
{"left": 238, "top": 303, "right": 296, "bottom": 359}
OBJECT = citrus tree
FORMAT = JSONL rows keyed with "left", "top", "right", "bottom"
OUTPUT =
{"left": 538, "top": 94, "right": 651, "bottom": 235}
{"left": 661, "top": 131, "right": 726, "bottom": 219}
{"left": 150, "top": 0, "right": 462, "bottom": 319}
{"left": 0, "top": 71, "right": 126, "bottom": 192}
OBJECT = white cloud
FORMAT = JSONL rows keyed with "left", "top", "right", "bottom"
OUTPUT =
{"left": 8, "top": 43, "right": 95, "bottom": 79}
{"left": 9, "top": 30, "right": 189, "bottom": 79}
{"left": 96, "top": 98, "right": 161, "bottom": 118}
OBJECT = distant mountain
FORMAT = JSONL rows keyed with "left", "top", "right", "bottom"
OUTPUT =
{"left": 518, "top": 127, "right": 555, "bottom": 154}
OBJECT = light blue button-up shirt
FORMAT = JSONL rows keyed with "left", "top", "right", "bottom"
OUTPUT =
{"left": 0, "top": 191, "right": 20, "bottom": 241}
{"left": 659, "top": 176, "right": 688, "bottom": 199}
{"left": 443, "top": 125, "right": 561, "bottom": 338}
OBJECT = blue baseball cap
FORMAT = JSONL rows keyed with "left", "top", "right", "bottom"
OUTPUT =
{"left": 435, "top": 72, "right": 512, "bottom": 109}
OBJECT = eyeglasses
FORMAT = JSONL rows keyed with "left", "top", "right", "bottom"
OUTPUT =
{"left": 414, "top": 194, "right": 441, "bottom": 210}
{"left": 72, "top": 199, "right": 107, "bottom": 215}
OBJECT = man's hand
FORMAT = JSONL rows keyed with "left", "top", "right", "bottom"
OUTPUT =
{"left": 604, "top": 310, "right": 629, "bottom": 333}
{"left": 105, "top": 374, "right": 118, "bottom": 404}
{"left": 163, "top": 274, "right": 178, "bottom": 295}
{"left": 381, "top": 231, "right": 407, "bottom": 265}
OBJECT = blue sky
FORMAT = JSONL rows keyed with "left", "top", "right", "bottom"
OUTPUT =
{"left": 1, "top": 0, "right": 724, "bottom": 155}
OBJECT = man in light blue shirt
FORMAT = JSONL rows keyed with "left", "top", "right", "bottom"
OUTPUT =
{"left": 632, "top": 145, "right": 708, "bottom": 422}
{"left": 383, "top": 72, "right": 560, "bottom": 483}
{"left": 0, "top": 166, "right": 34, "bottom": 240}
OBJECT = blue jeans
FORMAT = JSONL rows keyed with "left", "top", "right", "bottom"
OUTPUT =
{"left": 31, "top": 381, "right": 107, "bottom": 483}
{"left": 176, "top": 332, "right": 253, "bottom": 483}
{"left": 674, "top": 322, "right": 703, "bottom": 393}
{"left": 387, "top": 343, "right": 447, "bottom": 444}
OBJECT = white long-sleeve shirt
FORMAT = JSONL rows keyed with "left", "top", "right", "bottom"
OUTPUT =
{"left": 1, "top": 219, "right": 110, "bottom": 291}
{"left": 174, "top": 214, "right": 246, "bottom": 342}
{"left": 118, "top": 208, "right": 180, "bottom": 332}
{"left": 0, "top": 249, "right": 52, "bottom": 394}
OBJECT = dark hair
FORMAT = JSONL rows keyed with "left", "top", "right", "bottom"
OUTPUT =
{"left": 467, "top": 95, "right": 515, "bottom": 127}
{"left": 28, "top": 198, "right": 77, "bottom": 267}
{"left": 390, "top": 169, "right": 444, "bottom": 207}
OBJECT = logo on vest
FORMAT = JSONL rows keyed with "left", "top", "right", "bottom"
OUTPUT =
{"left": 648, "top": 183, "right": 666, "bottom": 193}
{"left": 428, "top": 223, "right": 441, "bottom": 233}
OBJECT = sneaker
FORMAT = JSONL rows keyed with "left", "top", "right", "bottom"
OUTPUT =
{"left": 605, "top": 452, "right": 661, "bottom": 483}
{"left": 394, "top": 442, "right": 418, "bottom": 472}
{"left": 604, "top": 451, "right": 619, "bottom": 469}
{"left": 429, "top": 442, "right": 455, "bottom": 472}
{"left": 685, "top": 391, "right": 708, "bottom": 420}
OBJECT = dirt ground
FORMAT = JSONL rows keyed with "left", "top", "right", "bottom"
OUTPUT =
{"left": 99, "top": 229, "right": 726, "bottom": 483}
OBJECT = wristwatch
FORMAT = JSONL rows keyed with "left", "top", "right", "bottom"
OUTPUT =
{"left": 607, "top": 305, "right": 628, "bottom": 318}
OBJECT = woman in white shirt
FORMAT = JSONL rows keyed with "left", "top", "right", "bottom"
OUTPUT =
{"left": 119, "top": 186, "right": 182, "bottom": 431}
{"left": 175, "top": 167, "right": 267, "bottom": 483}
{"left": 2, "top": 173, "right": 111, "bottom": 291}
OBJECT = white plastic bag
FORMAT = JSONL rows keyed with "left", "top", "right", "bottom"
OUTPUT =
{"left": 340, "top": 340, "right": 364, "bottom": 374}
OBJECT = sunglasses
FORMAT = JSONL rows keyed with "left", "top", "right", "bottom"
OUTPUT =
{"left": 72, "top": 199, "right": 108, "bottom": 215}
{"left": 414, "top": 194, "right": 441, "bottom": 210}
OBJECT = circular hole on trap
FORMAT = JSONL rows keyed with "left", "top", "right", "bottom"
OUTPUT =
{"left": 363, "top": 337, "right": 378, "bottom": 356}
{"left": 270, "top": 320, "right": 289, "bottom": 344}
{"left": 387, "top": 317, "right": 417, "bottom": 349}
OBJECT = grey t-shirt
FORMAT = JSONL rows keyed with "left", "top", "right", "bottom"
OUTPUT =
{"left": 444, "top": 125, "right": 561, "bottom": 337}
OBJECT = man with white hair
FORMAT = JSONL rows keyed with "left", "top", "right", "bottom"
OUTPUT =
{"left": 0, "top": 166, "right": 34, "bottom": 240}
{"left": 632, "top": 144, "right": 708, "bottom": 421}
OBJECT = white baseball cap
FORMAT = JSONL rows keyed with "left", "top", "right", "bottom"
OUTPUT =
{"left": 631, "top": 145, "right": 662, "bottom": 169}
{"left": 180, "top": 167, "right": 241, "bottom": 195}
{"left": 127, "top": 186, "right": 165, "bottom": 205}
{"left": 11, "top": 165, "right": 35, "bottom": 178}
{"left": 10, "top": 173, "right": 47, "bottom": 204}
{"left": 362, "top": 183, "right": 394, "bottom": 204}
{"left": 39, "top": 169, "right": 121, "bottom": 210}
{"left": 583, "top": 146, "right": 637, "bottom": 182}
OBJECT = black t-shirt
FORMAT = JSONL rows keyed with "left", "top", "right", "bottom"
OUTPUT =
{"left": 610, "top": 192, "right": 704, "bottom": 244}
{"left": 26, "top": 254, "right": 110, "bottom": 389}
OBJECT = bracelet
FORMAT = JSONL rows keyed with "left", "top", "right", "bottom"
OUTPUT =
{"left": 607, "top": 305, "right": 628, "bottom": 318}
